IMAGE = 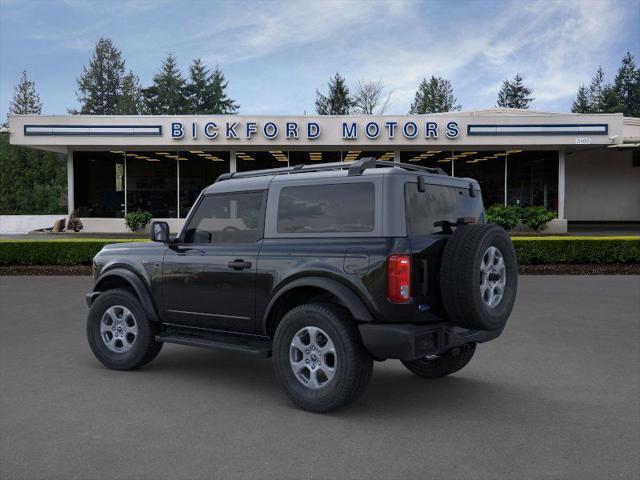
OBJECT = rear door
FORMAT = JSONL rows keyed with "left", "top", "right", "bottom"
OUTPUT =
{"left": 161, "top": 191, "right": 266, "bottom": 333}
{"left": 404, "top": 179, "right": 484, "bottom": 317}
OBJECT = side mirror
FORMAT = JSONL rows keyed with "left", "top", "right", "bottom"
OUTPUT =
{"left": 151, "top": 221, "right": 170, "bottom": 243}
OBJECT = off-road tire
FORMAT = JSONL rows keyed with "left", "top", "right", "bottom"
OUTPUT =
{"left": 87, "top": 288, "right": 163, "bottom": 370}
{"left": 273, "top": 303, "right": 373, "bottom": 413}
{"left": 401, "top": 343, "right": 476, "bottom": 378}
{"left": 440, "top": 224, "right": 518, "bottom": 330}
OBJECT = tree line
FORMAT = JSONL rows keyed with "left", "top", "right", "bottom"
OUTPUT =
{"left": 314, "top": 53, "right": 638, "bottom": 116}
{"left": 4, "top": 36, "right": 639, "bottom": 119}
{"left": 71, "top": 37, "right": 239, "bottom": 115}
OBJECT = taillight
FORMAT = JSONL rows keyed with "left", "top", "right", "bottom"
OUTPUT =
{"left": 387, "top": 255, "right": 411, "bottom": 303}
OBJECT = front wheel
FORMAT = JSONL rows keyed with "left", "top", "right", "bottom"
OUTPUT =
{"left": 87, "top": 288, "right": 163, "bottom": 370}
{"left": 273, "top": 303, "right": 373, "bottom": 413}
{"left": 401, "top": 343, "right": 476, "bottom": 378}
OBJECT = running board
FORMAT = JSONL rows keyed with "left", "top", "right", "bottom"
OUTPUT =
{"left": 157, "top": 327, "right": 272, "bottom": 357}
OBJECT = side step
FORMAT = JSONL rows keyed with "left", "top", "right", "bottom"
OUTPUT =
{"left": 157, "top": 327, "right": 272, "bottom": 357}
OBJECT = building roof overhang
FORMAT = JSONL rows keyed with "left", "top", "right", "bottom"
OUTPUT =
{"left": 6, "top": 110, "right": 631, "bottom": 153}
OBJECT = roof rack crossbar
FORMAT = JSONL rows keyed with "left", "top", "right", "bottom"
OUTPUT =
{"left": 215, "top": 158, "right": 446, "bottom": 182}
{"left": 348, "top": 157, "right": 377, "bottom": 176}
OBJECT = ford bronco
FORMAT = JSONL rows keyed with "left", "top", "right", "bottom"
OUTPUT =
{"left": 86, "top": 158, "right": 518, "bottom": 412}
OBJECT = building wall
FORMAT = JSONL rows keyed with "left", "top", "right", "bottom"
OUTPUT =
{"left": 0, "top": 215, "right": 66, "bottom": 234}
{"left": 565, "top": 149, "right": 640, "bottom": 221}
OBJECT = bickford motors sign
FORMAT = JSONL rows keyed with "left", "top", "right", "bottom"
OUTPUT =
{"left": 171, "top": 119, "right": 461, "bottom": 141}
{"left": 12, "top": 114, "right": 616, "bottom": 148}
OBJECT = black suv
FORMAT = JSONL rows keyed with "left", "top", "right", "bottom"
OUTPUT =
{"left": 86, "top": 158, "right": 517, "bottom": 412}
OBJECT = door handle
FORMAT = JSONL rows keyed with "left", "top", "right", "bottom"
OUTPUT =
{"left": 228, "top": 259, "right": 252, "bottom": 270}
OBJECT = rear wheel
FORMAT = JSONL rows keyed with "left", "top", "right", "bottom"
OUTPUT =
{"left": 87, "top": 289, "right": 163, "bottom": 370}
{"left": 273, "top": 303, "right": 373, "bottom": 413}
{"left": 401, "top": 343, "right": 476, "bottom": 378}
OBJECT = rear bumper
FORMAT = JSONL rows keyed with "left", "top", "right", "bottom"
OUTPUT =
{"left": 358, "top": 322, "right": 503, "bottom": 361}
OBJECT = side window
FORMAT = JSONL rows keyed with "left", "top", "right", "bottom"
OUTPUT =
{"left": 404, "top": 182, "right": 461, "bottom": 236}
{"left": 277, "top": 183, "right": 375, "bottom": 233}
{"left": 183, "top": 192, "right": 265, "bottom": 244}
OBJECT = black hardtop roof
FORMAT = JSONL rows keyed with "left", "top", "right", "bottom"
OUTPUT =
{"left": 203, "top": 157, "right": 478, "bottom": 194}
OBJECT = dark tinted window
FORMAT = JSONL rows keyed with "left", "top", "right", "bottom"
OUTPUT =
{"left": 183, "top": 192, "right": 264, "bottom": 243}
{"left": 405, "top": 182, "right": 463, "bottom": 236}
{"left": 277, "top": 183, "right": 375, "bottom": 233}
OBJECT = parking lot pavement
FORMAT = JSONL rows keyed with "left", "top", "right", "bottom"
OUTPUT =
{"left": 1, "top": 275, "right": 639, "bottom": 480}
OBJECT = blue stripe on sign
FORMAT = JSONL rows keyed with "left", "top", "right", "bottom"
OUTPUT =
{"left": 467, "top": 124, "right": 608, "bottom": 136}
{"left": 24, "top": 125, "right": 163, "bottom": 137}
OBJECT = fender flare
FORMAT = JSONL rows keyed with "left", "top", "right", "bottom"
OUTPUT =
{"left": 261, "top": 276, "right": 374, "bottom": 333}
{"left": 92, "top": 268, "right": 160, "bottom": 322}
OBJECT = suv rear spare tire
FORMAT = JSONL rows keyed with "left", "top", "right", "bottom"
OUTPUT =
{"left": 440, "top": 224, "right": 518, "bottom": 331}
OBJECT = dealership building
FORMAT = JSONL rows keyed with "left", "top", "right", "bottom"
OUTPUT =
{"left": 7, "top": 109, "right": 640, "bottom": 233}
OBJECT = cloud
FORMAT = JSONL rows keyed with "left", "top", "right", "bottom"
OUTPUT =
{"left": 1, "top": 0, "right": 637, "bottom": 115}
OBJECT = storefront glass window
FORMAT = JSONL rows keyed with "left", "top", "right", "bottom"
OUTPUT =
{"left": 289, "top": 151, "right": 341, "bottom": 166}
{"left": 343, "top": 150, "right": 394, "bottom": 163}
{"left": 507, "top": 150, "right": 558, "bottom": 211}
{"left": 400, "top": 150, "right": 453, "bottom": 175}
{"left": 237, "top": 151, "right": 288, "bottom": 171}
{"left": 452, "top": 151, "right": 505, "bottom": 207}
{"left": 126, "top": 152, "right": 177, "bottom": 218}
{"left": 73, "top": 151, "right": 125, "bottom": 218}
{"left": 177, "top": 151, "right": 230, "bottom": 217}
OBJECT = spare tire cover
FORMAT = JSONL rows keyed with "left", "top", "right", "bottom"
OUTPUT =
{"left": 439, "top": 224, "right": 518, "bottom": 330}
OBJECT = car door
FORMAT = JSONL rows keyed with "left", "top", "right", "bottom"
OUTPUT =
{"left": 161, "top": 191, "right": 266, "bottom": 333}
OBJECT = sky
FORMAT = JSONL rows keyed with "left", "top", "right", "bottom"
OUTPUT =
{"left": 0, "top": 0, "right": 638, "bottom": 117}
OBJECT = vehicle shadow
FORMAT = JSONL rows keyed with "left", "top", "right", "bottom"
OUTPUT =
{"left": 128, "top": 345, "right": 550, "bottom": 421}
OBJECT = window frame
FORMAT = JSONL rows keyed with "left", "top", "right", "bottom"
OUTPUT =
{"left": 178, "top": 190, "right": 267, "bottom": 245}
{"left": 265, "top": 177, "right": 383, "bottom": 239}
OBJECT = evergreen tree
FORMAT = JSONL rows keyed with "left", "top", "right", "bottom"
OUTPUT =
{"left": 75, "top": 37, "right": 126, "bottom": 114}
{"left": 9, "top": 70, "right": 42, "bottom": 116}
{"left": 143, "top": 53, "right": 188, "bottom": 114}
{"left": 613, "top": 51, "right": 640, "bottom": 117}
{"left": 0, "top": 135, "right": 67, "bottom": 215}
{"left": 496, "top": 73, "right": 534, "bottom": 109}
{"left": 409, "top": 76, "right": 460, "bottom": 114}
{"left": 207, "top": 65, "right": 239, "bottom": 114}
{"left": 587, "top": 67, "right": 607, "bottom": 112}
{"left": 1, "top": 72, "right": 65, "bottom": 214}
{"left": 571, "top": 85, "right": 591, "bottom": 113}
{"left": 315, "top": 73, "right": 353, "bottom": 115}
{"left": 116, "top": 71, "right": 144, "bottom": 115}
{"left": 186, "top": 58, "right": 209, "bottom": 114}
{"left": 600, "top": 84, "right": 623, "bottom": 113}
{"left": 185, "top": 59, "right": 239, "bottom": 114}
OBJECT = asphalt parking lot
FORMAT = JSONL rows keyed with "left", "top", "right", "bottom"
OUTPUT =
{"left": 1, "top": 275, "right": 639, "bottom": 480}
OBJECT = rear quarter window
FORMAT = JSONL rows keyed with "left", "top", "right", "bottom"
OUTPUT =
{"left": 277, "top": 183, "right": 375, "bottom": 233}
{"left": 405, "top": 182, "right": 466, "bottom": 236}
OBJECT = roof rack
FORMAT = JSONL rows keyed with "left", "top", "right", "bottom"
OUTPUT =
{"left": 215, "top": 156, "right": 445, "bottom": 182}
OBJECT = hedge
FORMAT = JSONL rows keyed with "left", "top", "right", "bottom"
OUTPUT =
{"left": 0, "top": 239, "right": 146, "bottom": 265}
{"left": 511, "top": 237, "right": 640, "bottom": 265}
{"left": 0, "top": 236, "right": 639, "bottom": 266}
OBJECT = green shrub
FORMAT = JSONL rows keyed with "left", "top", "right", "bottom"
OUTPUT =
{"left": 485, "top": 204, "right": 556, "bottom": 231}
{"left": 485, "top": 204, "right": 520, "bottom": 230}
{"left": 521, "top": 206, "right": 557, "bottom": 232}
{"left": 125, "top": 211, "right": 153, "bottom": 232}
{"left": 0, "top": 239, "right": 145, "bottom": 265}
{"left": 512, "top": 237, "right": 640, "bottom": 265}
